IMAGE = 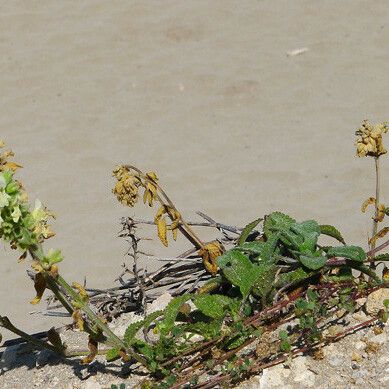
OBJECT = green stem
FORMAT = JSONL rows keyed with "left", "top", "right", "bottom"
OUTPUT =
{"left": 30, "top": 246, "right": 147, "bottom": 366}
{"left": 371, "top": 157, "right": 380, "bottom": 257}
{"left": 55, "top": 274, "right": 146, "bottom": 366}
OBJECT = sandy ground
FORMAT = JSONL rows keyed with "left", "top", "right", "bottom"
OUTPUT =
{"left": 0, "top": 0, "right": 388, "bottom": 339}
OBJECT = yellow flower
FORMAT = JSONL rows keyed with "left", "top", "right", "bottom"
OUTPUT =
{"left": 355, "top": 120, "right": 388, "bottom": 157}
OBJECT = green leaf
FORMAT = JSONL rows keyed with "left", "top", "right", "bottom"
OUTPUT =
{"left": 193, "top": 294, "right": 233, "bottom": 319}
{"left": 221, "top": 251, "right": 276, "bottom": 298}
{"left": 299, "top": 252, "right": 327, "bottom": 270}
{"left": 327, "top": 246, "right": 366, "bottom": 262}
{"left": 264, "top": 212, "right": 295, "bottom": 238}
{"left": 124, "top": 310, "right": 163, "bottom": 345}
{"left": 217, "top": 249, "right": 240, "bottom": 269}
{"left": 106, "top": 348, "right": 120, "bottom": 361}
{"left": 374, "top": 253, "right": 389, "bottom": 262}
{"left": 275, "top": 267, "right": 312, "bottom": 287}
{"left": 237, "top": 241, "right": 265, "bottom": 255}
{"left": 237, "top": 218, "right": 262, "bottom": 246}
{"left": 322, "top": 267, "right": 354, "bottom": 282}
{"left": 226, "top": 334, "right": 247, "bottom": 350}
{"left": 180, "top": 319, "right": 223, "bottom": 340}
{"left": 237, "top": 233, "right": 279, "bottom": 262}
{"left": 319, "top": 224, "right": 345, "bottom": 244}
{"left": 291, "top": 220, "right": 321, "bottom": 252}
{"left": 251, "top": 261, "right": 277, "bottom": 300}
{"left": 348, "top": 263, "right": 382, "bottom": 284}
{"left": 158, "top": 295, "right": 192, "bottom": 336}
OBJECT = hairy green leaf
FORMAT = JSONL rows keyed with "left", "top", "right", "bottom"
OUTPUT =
{"left": 264, "top": 212, "right": 295, "bottom": 238}
{"left": 221, "top": 251, "right": 276, "bottom": 298}
{"left": 327, "top": 246, "right": 366, "bottom": 262}
{"left": 252, "top": 261, "right": 277, "bottom": 300}
{"left": 319, "top": 224, "right": 345, "bottom": 244}
{"left": 237, "top": 233, "right": 279, "bottom": 262}
{"left": 374, "top": 253, "right": 389, "bottom": 261}
{"left": 180, "top": 319, "right": 223, "bottom": 340}
{"left": 237, "top": 241, "right": 265, "bottom": 255}
{"left": 275, "top": 267, "right": 312, "bottom": 287}
{"left": 237, "top": 218, "right": 262, "bottom": 246}
{"left": 124, "top": 310, "right": 163, "bottom": 345}
{"left": 291, "top": 220, "right": 321, "bottom": 253}
{"left": 299, "top": 252, "right": 327, "bottom": 270}
{"left": 193, "top": 294, "right": 233, "bottom": 319}
{"left": 158, "top": 295, "right": 192, "bottom": 336}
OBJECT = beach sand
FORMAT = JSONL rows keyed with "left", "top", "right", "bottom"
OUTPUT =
{"left": 0, "top": 0, "right": 388, "bottom": 339}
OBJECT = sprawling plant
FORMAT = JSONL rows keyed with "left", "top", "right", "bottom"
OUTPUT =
{"left": 0, "top": 122, "right": 388, "bottom": 389}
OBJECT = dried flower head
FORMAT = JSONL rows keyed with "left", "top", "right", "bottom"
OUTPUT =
{"left": 355, "top": 120, "right": 388, "bottom": 157}
{"left": 199, "top": 241, "right": 224, "bottom": 276}
{"left": 112, "top": 165, "right": 141, "bottom": 207}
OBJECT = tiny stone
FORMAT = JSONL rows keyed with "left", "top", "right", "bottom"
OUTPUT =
{"left": 328, "top": 356, "right": 344, "bottom": 368}
{"left": 355, "top": 297, "right": 367, "bottom": 308}
{"left": 351, "top": 362, "right": 360, "bottom": 370}
{"left": 352, "top": 312, "right": 368, "bottom": 322}
{"left": 365, "top": 288, "right": 389, "bottom": 316}
{"left": 351, "top": 351, "right": 363, "bottom": 363}
{"left": 354, "top": 340, "right": 367, "bottom": 350}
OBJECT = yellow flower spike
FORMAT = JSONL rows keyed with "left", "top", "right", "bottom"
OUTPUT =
{"left": 369, "top": 227, "right": 389, "bottom": 246}
{"left": 72, "top": 282, "right": 89, "bottom": 300}
{"left": 30, "top": 272, "right": 47, "bottom": 305}
{"left": 199, "top": 241, "right": 224, "bottom": 276}
{"left": 361, "top": 197, "right": 376, "bottom": 213}
{"left": 157, "top": 217, "right": 168, "bottom": 247}
{"left": 72, "top": 310, "right": 85, "bottom": 331}
{"left": 0, "top": 140, "right": 5, "bottom": 148}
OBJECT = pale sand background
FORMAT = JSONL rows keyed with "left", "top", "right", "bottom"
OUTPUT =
{"left": 0, "top": 0, "right": 388, "bottom": 339}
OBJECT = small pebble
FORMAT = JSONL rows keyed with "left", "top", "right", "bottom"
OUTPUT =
{"left": 351, "top": 351, "right": 363, "bottom": 363}
{"left": 354, "top": 340, "right": 366, "bottom": 350}
{"left": 328, "top": 356, "right": 344, "bottom": 367}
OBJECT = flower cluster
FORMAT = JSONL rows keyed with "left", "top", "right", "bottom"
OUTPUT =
{"left": 0, "top": 141, "right": 55, "bottom": 252}
{"left": 112, "top": 165, "right": 142, "bottom": 207}
{"left": 355, "top": 120, "right": 388, "bottom": 157}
